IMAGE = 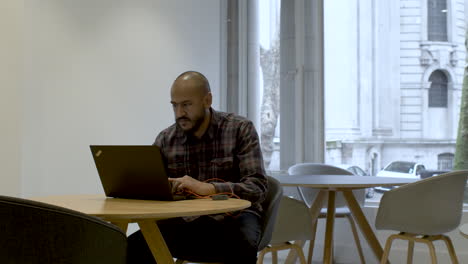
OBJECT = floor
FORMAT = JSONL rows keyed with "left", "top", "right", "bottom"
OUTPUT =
{"left": 182, "top": 240, "right": 363, "bottom": 264}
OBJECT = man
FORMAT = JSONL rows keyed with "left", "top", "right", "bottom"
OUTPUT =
{"left": 127, "top": 71, "right": 268, "bottom": 264}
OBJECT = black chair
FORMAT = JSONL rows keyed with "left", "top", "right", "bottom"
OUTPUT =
{"left": 0, "top": 195, "right": 127, "bottom": 264}
{"left": 176, "top": 176, "right": 283, "bottom": 264}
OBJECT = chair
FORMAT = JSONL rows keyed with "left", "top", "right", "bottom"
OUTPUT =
{"left": 287, "top": 163, "right": 366, "bottom": 264}
{"left": 0, "top": 195, "right": 127, "bottom": 264}
{"left": 176, "top": 176, "right": 283, "bottom": 264}
{"left": 376, "top": 170, "right": 468, "bottom": 264}
{"left": 257, "top": 196, "right": 313, "bottom": 264}
{"left": 459, "top": 223, "right": 468, "bottom": 239}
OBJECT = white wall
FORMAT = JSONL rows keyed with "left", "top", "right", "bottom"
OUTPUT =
{"left": 20, "top": 0, "right": 222, "bottom": 197}
{"left": 0, "top": 0, "right": 23, "bottom": 196}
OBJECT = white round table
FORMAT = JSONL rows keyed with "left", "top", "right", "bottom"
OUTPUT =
{"left": 273, "top": 175, "right": 415, "bottom": 264}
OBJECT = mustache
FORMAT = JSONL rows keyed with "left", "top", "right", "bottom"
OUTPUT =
{"left": 177, "top": 117, "right": 191, "bottom": 122}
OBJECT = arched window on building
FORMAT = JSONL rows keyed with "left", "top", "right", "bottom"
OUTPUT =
{"left": 428, "top": 70, "right": 448, "bottom": 107}
{"left": 428, "top": 0, "right": 448, "bottom": 41}
{"left": 438, "top": 153, "right": 454, "bottom": 170}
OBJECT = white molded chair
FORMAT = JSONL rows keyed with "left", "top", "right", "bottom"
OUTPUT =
{"left": 459, "top": 223, "right": 468, "bottom": 239}
{"left": 257, "top": 196, "right": 313, "bottom": 264}
{"left": 376, "top": 170, "right": 468, "bottom": 264}
{"left": 287, "top": 163, "right": 366, "bottom": 264}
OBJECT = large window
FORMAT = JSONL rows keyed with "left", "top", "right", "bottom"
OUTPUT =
{"left": 428, "top": 70, "right": 448, "bottom": 108}
{"left": 227, "top": 0, "right": 324, "bottom": 173}
{"left": 428, "top": 0, "right": 448, "bottom": 41}
{"left": 227, "top": 0, "right": 464, "bottom": 203}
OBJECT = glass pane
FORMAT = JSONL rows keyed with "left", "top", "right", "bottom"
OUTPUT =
{"left": 438, "top": 153, "right": 454, "bottom": 170}
{"left": 428, "top": 0, "right": 448, "bottom": 41}
{"left": 428, "top": 70, "right": 448, "bottom": 107}
{"left": 258, "top": 0, "right": 281, "bottom": 172}
{"left": 323, "top": 0, "right": 464, "bottom": 203}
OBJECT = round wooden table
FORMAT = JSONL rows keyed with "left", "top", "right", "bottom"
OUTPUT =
{"left": 273, "top": 175, "right": 415, "bottom": 264}
{"left": 30, "top": 194, "right": 251, "bottom": 264}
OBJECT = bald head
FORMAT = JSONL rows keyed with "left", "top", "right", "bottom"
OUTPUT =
{"left": 171, "top": 71, "right": 211, "bottom": 97}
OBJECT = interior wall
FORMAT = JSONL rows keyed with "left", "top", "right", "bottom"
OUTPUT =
{"left": 22, "top": 0, "right": 222, "bottom": 197}
{"left": 0, "top": 0, "right": 23, "bottom": 196}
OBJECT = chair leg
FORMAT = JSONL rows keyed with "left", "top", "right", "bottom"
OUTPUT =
{"left": 407, "top": 240, "right": 414, "bottom": 264}
{"left": 380, "top": 234, "right": 398, "bottom": 264}
{"left": 307, "top": 220, "right": 318, "bottom": 264}
{"left": 331, "top": 238, "right": 334, "bottom": 263}
{"left": 272, "top": 249, "right": 278, "bottom": 264}
{"left": 346, "top": 215, "right": 366, "bottom": 264}
{"left": 421, "top": 240, "right": 438, "bottom": 264}
{"left": 382, "top": 233, "right": 457, "bottom": 264}
{"left": 257, "top": 249, "right": 267, "bottom": 264}
{"left": 291, "top": 243, "right": 308, "bottom": 264}
{"left": 440, "top": 235, "right": 459, "bottom": 264}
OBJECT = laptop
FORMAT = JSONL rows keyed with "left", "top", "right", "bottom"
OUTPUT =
{"left": 90, "top": 145, "right": 187, "bottom": 201}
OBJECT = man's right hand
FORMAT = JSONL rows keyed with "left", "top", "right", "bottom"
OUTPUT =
{"left": 170, "top": 179, "right": 182, "bottom": 194}
{"left": 169, "top": 175, "right": 216, "bottom": 196}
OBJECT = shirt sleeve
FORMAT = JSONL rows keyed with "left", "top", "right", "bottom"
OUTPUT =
{"left": 211, "top": 120, "right": 268, "bottom": 204}
{"left": 153, "top": 132, "right": 164, "bottom": 147}
{"left": 152, "top": 131, "right": 168, "bottom": 160}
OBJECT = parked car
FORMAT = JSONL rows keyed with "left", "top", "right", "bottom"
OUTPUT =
{"left": 375, "top": 161, "right": 426, "bottom": 192}
{"left": 420, "top": 170, "right": 450, "bottom": 179}
{"left": 336, "top": 164, "right": 375, "bottom": 199}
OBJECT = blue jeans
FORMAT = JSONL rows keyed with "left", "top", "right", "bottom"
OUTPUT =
{"left": 127, "top": 212, "right": 261, "bottom": 264}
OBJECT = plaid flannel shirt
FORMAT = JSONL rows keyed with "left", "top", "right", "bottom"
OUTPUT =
{"left": 153, "top": 108, "right": 268, "bottom": 220}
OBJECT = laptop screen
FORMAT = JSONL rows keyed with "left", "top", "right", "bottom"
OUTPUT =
{"left": 90, "top": 145, "right": 177, "bottom": 200}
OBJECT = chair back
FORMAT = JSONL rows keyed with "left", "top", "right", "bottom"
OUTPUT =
{"left": 376, "top": 170, "right": 468, "bottom": 235}
{"left": 257, "top": 176, "right": 283, "bottom": 250}
{"left": 269, "top": 196, "right": 314, "bottom": 244}
{"left": 288, "top": 163, "right": 365, "bottom": 208}
{"left": 0, "top": 195, "right": 127, "bottom": 264}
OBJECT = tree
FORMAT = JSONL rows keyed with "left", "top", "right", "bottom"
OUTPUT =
{"left": 259, "top": 38, "right": 280, "bottom": 169}
{"left": 454, "top": 28, "right": 468, "bottom": 171}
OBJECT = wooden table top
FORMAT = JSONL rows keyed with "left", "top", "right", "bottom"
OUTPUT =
{"left": 272, "top": 175, "right": 416, "bottom": 188}
{"left": 30, "top": 194, "right": 251, "bottom": 221}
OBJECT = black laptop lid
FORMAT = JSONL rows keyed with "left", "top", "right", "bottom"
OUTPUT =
{"left": 90, "top": 145, "right": 175, "bottom": 200}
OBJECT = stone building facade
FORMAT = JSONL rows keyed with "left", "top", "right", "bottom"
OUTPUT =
{"left": 325, "top": 0, "right": 466, "bottom": 174}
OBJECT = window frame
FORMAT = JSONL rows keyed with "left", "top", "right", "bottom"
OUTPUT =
{"left": 428, "top": 70, "right": 449, "bottom": 108}
{"left": 438, "top": 152, "right": 455, "bottom": 170}
{"left": 427, "top": 0, "right": 448, "bottom": 42}
{"left": 223, "top": 0, "right": 325, "bottom": 172}
{"left": 422, "top": 0, "right": 455, "bottom": 43}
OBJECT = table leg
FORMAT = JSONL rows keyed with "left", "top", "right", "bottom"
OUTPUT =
{"left": 323, "top": 191, "right": 336, "bottom": 264}
{"left": 110, "top": 221, "right": 128, "bottom": 233}
{"left": 309, "top": 190, "right": 328, "bottom": 225}
{"left": 284, "top": 190, "right": 327, "bottom": 264}
{"left": 342, "top": 190, "right": 388, "bottom": 264}
{"left": 138, "top": 220, "right": 175, "bottom": 264}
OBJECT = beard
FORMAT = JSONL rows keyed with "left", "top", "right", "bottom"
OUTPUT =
{"left": 176, "top": 110, "right": 206, "bottom": 134}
